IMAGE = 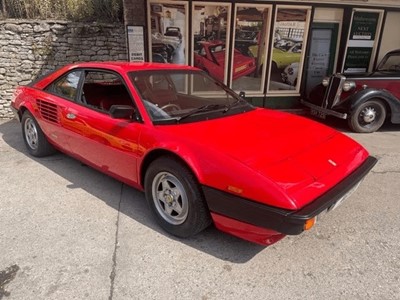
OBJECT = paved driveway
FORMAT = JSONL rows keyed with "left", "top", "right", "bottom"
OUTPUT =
{"left": 0, "top": 118, "right": 399, "bottom": 300}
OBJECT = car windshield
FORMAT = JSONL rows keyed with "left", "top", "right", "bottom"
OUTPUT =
{"left": 377, "top": 53, "right": 400, "bottom": 72}
{"left": 129, "top": 70, "right": 253, "bottom": 124}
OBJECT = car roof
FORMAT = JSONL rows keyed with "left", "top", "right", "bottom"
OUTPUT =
{"left": 65, "top": 61, "right": 197, "bottom": 72}
{"left": 32, "top": 62, "right": 199, "bottom": 89}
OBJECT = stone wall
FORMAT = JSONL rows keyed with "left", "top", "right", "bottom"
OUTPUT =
{"left": 0, "top": 20, "right": 127, "bottom": 118}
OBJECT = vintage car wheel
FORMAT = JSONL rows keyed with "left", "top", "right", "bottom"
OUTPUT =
{"left": 348, "top": 99, "right": 386, "bottom": 133}
{"left": 21, "top": 111, "right": 55, "bottom": 157}
{"left": 145, "top": 156, "right": 211, "bottom": 238}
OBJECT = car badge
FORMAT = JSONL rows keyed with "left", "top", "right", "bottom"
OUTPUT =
{"left": 328, "top": 159, "right": 337, "bottom": 167}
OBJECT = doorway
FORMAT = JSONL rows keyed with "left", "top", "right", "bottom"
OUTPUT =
{"left": 304, "top": 23, "right": 339, "bottom": 97}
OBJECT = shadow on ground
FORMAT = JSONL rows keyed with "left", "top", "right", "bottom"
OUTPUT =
{"left": 0, "top": 119, "right": 265, "bottom": 263}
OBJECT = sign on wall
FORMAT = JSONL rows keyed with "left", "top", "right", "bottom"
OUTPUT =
{"left": 344, "top": 11, "right": 381, "bottom": 73}
{"left": 127, "top": 26, "right": 145, "bottom": 62}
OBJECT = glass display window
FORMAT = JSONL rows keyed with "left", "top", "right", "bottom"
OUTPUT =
{"left": 147, "top": 0, "right": 188, "bottom": 65}
{"left": 231, "top": 4, "right": 272, "bottom": 95}
{"left": 192, "top": 2, "right": 232, "bottom": 84}
{"left": 267, "top": 6, "right": 311, "bottom": 94}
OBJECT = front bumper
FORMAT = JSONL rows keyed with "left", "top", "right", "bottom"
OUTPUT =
{"left": 301, "top": 99, "right": 348, "bottom": 119}
{"left": 203, "top": 156, "right": 377, "bottom": 236}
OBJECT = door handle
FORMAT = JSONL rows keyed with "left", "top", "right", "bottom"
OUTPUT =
{"left": 66, "top": 113, "right": 76, "bottom": 120}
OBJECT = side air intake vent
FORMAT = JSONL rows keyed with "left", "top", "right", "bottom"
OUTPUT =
{"left": 37, "top": 99, "right": 59, "bottom": 124}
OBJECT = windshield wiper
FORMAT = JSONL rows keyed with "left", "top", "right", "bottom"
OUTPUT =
{"left": 224, "top": 98, "right": 249, "bottom": 113}
{"left": 178, "top": 104, "right": 228, "bottom": 122}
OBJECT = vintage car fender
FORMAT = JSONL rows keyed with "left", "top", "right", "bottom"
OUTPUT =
{"left": 341, "top": 88, "right": 400, "bottom": 123}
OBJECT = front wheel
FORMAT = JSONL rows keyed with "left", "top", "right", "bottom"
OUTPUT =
{"left": 21, "top": 110, "right": 56, "bottom": 157}
{"left": 348, "top": 100, "right": 386, "bottom": 133}
{"left": 144, "top": 156, "right": 211, "bottom": 238}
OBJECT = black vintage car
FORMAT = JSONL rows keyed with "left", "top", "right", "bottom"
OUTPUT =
{"left": 302, "top": 49, "right": 400, "bottom": 133}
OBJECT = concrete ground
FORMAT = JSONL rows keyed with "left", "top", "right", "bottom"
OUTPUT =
{"left": 0, "top": 117, "right": 399, "bottom": 300}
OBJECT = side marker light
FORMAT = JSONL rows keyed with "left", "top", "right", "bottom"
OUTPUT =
{"left": 304, "top": 217, "right": 316, "bottom": 231}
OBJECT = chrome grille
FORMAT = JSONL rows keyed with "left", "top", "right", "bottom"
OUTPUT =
{"left": 322, "top": 75, "right": 346, "bottom": 109}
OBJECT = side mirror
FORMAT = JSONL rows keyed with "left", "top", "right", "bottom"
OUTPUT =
{"left": 239, "top": 91, "right": 246, "bottom": 99}
{"left": 109, "top": 105, "right": 135, "bottom": 119}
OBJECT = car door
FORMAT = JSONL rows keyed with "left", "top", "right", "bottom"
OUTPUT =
{"left": 38, "top": 70, "right": 85, "bottom": 154}
{"left": 49, "top": 68, "right": 142, "bottom": 186}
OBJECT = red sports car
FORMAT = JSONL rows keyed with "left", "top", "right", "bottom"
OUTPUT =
{"left": 11, "top": 62, "right": 376, "bottom": 246}
{"left": 194, "top": 41, "right": 256, "bottom": 82}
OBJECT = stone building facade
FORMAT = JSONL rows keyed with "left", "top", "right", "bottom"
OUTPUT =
{"left": 0, "top": 20, "right": 127, "bottom": 118}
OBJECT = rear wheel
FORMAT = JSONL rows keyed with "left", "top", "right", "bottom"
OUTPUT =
{"left": 144, "top": 156, "right": 211, "bottom": 238}
{"left": 21, "top": 111, "right": 55, "bottom": 157}
{"left": 348, "top": 99, "right": 386, "bottom": 133}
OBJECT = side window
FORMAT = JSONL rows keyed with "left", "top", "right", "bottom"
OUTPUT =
{"left": 50, "top": 71, "right": 82, "bottom": 100}
{"left": 82, "top": 71, "right": 133, "bottom": 111}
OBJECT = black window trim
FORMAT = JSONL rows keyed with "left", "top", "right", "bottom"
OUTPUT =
{"left": 45, "top": 67, "right": 143, "bottom": 123}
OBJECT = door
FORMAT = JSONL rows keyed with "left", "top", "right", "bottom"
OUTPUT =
{"left": 304, "top": 23, "right": 339, "bottom": 97}
{"left": 55, "top": 69, "right": 142, "bottom": 186}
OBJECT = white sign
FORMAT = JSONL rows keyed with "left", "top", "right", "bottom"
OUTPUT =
{"left": 127, "top": 26, "right": 145, "bottom": 62}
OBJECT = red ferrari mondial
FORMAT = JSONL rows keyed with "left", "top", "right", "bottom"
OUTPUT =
{"left": 11, "top": 62, "right": 377, "bottom": 246}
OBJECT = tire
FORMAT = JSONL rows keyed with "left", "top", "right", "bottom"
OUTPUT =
{"left": 144, "top": 156, "right": 211, "bottom": 238}
{"left": 348, "top": 99, "right": 386, "bottom": 133}
{"left": 21, "top": 110, "right": 56, "bottom": 157}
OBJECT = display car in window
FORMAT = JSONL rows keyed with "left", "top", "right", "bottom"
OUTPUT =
{"left": 11, "top": 62, "right": 376, "bottom": 246}
{"left": 248, "top": 38, "right": 302, "bottom": 70}
{"left": 302, "top": 49, "right": 400, "bottom": 133}
{"left": 151, "top": 32, "right": 180, "bottom": 53}
{"left": 282, "top": 62, "right": 299, "bottom": 86}
{"left": 165, "top": 26, "right": 182, "bottom": 42}
{"left": 194, "top": 41, "right": 256, "bottom": 82}
{"left": 152, "top": 43, "right": 172, "bottom": 62}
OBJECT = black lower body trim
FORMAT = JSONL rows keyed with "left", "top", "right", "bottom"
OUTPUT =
{"left": 203, "top": 156, "right": 377, "bottom": 235}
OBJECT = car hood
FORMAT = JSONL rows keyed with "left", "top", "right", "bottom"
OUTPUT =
{"left": 157, "top": 108, "right": 367, "bottom": 208}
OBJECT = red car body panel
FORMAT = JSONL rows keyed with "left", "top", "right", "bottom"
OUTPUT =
{"left": 211, "top": 213, "right": 286, "bottom": 246}
{"left": 11, "top": 62, "right": 375, "bottom": 245}
{"left": 152, "top": 109, "right": 368, "bottom": 209}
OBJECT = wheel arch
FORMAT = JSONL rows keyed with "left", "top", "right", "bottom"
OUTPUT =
{"left": 139, "top": 148, "right": 201, "bottom": 189}
{"left": 349, "top": 89, "right": 395, "bottom": 121}
{"left": 16, "top": 105, "right": 35, "bottom": 123}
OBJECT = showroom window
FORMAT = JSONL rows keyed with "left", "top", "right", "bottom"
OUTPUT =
{"left": 267, "top": 6, "right": 311, "bottom": 94}
{"left": 231, "top": 4, "right": 272, "bottom": 95}
{"left": 147, "top": 0, "right": 188, "bottom": 65}
{"left": 192, "top": 2, "right": 232, "bottom": 84}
